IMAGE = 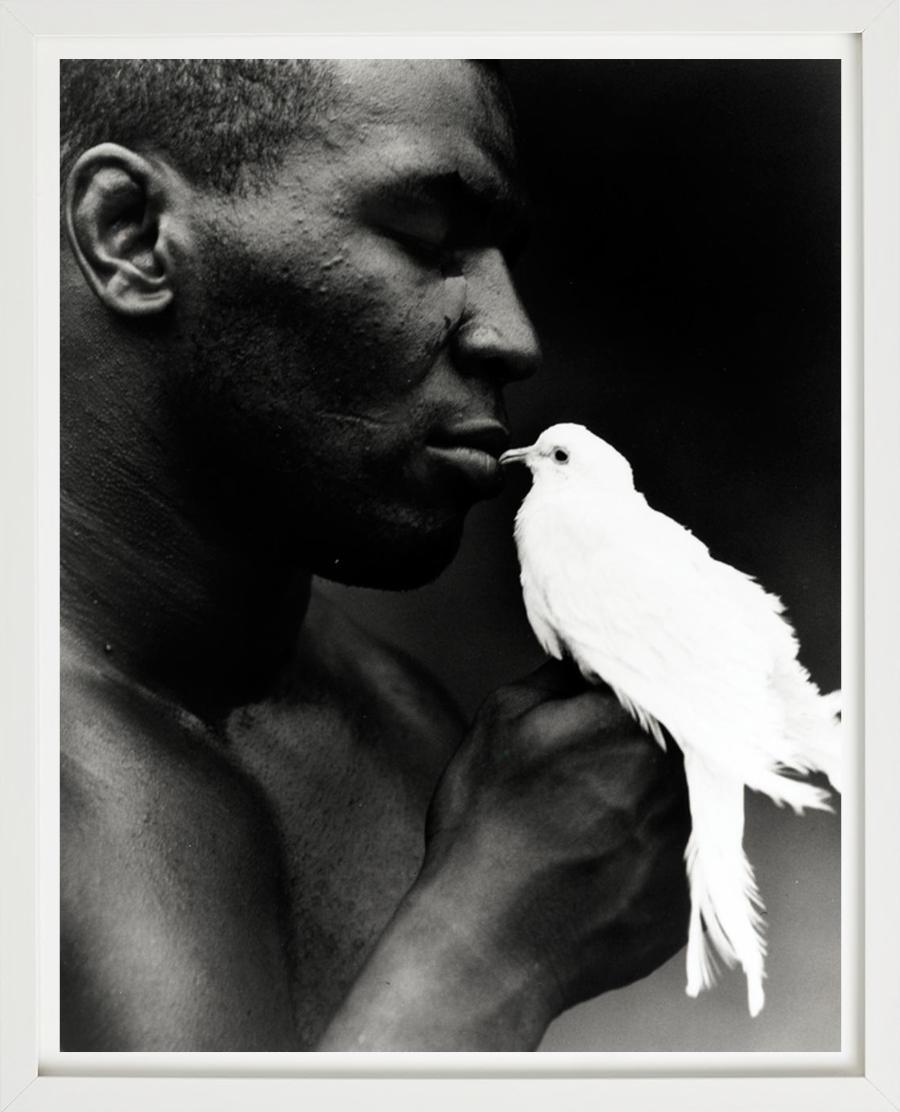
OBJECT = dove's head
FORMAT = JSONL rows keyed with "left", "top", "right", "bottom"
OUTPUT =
{"left": 500, "top": 423, "right": 635, "bottom": 493}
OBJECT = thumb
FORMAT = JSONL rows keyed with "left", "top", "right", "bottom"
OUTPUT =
{"left": 502, "top": 657, "right": 597, "bottom": 713}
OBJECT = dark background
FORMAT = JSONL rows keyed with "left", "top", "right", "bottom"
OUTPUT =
{"left": 322, "top": 60, "right": 842, "bottom": 1051}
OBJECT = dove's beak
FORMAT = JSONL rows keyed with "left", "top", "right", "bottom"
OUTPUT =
{"left": 499, "top": 445, "right": 533, "bottom": 466}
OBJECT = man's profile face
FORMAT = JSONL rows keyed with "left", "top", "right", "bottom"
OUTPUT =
{"left": 176, "top": 60, "right": 539, "bottom": 588}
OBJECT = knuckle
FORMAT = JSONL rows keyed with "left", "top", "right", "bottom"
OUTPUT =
{"left": 607, "top": 738, "right": 664, "bottom": 784}
{"left": 530, "top": 695, "right": 599, "bottom": 736}
{"left": 590, "top": 693, "right": 634, "bottom": 730}
{"left": 476, "top": 685, "right": 515, "bottom": 722}
{"left": 514, "top": 714, "right": 557, "bottom": 756}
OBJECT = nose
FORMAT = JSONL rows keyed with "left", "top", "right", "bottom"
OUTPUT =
{"left": 452, "top": 248, "right": 541, "bottom": 383}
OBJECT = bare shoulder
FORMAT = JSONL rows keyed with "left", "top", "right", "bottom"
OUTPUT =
{"left": 60, "top": 645, "right": 295, "bottom": 1050}
{"left": 61, "top": 649, "right": 273, "bottom": 853}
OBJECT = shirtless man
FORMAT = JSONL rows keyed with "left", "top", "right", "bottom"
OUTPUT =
{"left": 60, "top": 58, "right": 691, "bottom": 1051}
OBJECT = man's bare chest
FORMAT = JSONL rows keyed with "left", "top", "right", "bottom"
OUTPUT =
{"left": 223, "top": 670, "right": 458, "bottom": 1045}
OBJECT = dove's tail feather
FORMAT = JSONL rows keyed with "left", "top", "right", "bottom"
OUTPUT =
{"left": 683, "top": 753, "right": 767, "bottom": 1017}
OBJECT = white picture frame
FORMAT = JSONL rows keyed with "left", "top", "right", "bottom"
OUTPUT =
{"left": 2, "top": 2, "right": 897, "bottom": 1109}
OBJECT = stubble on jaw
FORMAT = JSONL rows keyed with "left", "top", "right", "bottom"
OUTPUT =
{"left": 157, "top": 60, "right": 521, "bottom": 589}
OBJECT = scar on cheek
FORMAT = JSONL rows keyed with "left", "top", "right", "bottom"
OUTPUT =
{"left": 442, "top": 279, "right": 467, "bottom": 333}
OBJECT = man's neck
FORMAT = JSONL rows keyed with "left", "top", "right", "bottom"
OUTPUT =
{"left": 62, "top": 484, "right": 312, "bottom": 724}
{"left": 60, "top": 328, "right": 312, "bottom": 726}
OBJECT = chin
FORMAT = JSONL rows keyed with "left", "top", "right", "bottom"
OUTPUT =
{"left": 311, "top": 517, "right": 465, "bottom": 591}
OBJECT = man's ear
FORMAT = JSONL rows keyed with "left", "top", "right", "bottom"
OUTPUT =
{"left": 65, "top": 143, "right": 187, "bottom": 317}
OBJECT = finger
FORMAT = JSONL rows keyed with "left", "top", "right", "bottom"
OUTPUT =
{"left": 558, "top": 692, "right": 689, "bottom": 768}
{"left": 509, "top": 653, "right": 591, "bottom": 698}
{"left": 561, "top": 686, "right": 633, "bottom": 728}
{"left": 522, "top": 690, "right": 632, "bottom": 749}
{"left": 503, "top": 657, "right": 590, "bottom": 712}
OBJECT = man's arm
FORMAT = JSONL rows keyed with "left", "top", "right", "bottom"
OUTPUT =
{"left": 62, "top": 653, "right": 689, "bottom": 1051}
{"left": 319, "top": 660, "right": 691, "bottom": 1050}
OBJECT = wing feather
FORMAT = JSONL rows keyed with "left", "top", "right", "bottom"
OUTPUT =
{"left": 516, "top": 487, "right": 799, "bottom": 781}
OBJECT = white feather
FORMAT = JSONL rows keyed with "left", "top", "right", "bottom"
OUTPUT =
{"left": 504, "top": 423, "right": 840, "bottom": 1015}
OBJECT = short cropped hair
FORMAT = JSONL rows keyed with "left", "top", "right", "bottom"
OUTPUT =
{"left": 60, "top": 59, "right": 509, "bottom": 196}
{"left": 60, "top": 59, "right": 337, "bottom": 194}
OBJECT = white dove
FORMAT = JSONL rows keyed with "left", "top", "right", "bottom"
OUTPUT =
{"left": 500, "top": 423, "right": 841, "bottom": 1017}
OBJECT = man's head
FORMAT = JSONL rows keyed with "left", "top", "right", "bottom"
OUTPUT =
{"left": 61, "top": 59, "right": 540, "bottom": 589}
{"left": 60, "top": 60, "right": 341, "bottom": 196}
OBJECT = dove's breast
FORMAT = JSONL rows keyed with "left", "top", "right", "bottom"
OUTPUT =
{"left": 511, "top": 484, "right": 793, "bottom": 771}
{"left": 512, "top": 487, "right": 619, "bottom": 661}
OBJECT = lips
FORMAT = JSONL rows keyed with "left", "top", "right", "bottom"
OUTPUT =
{"left": 425, "top": 420, "right": 510, "bottom": 497}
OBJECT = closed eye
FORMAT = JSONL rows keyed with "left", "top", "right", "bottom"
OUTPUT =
{"left": 368, "top": 170, "right": 529, "bottom": 275}
{"left": 391, "top": 232, "right": 463, "bottom": 278}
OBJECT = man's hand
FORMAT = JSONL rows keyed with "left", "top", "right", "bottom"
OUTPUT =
{"left": 318, "top": 659, "right": 691, "bottom": 1050}
{"left": 423, "top": 659, "right": 691, "bottom": 1015}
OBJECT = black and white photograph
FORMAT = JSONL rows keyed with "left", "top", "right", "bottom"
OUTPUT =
{"left": 58, "top": 56, "right": 841, "bottom": 1055}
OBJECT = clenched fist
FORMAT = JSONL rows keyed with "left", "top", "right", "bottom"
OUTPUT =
{"left": 320, "top": 659, "right": 691, "bottom": 1050}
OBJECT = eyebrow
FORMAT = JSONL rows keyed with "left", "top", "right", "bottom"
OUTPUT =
{"left": 378, "top": 169, "right": 532, "bottom": 253}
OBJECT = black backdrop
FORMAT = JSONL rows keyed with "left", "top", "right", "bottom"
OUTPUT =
{"left": 323, "top": 59, "right": 842, "bottom": 1050}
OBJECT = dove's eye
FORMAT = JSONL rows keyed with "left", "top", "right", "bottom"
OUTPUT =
{"left": 553, "top": 448, "right": 569, "bottom": 464}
